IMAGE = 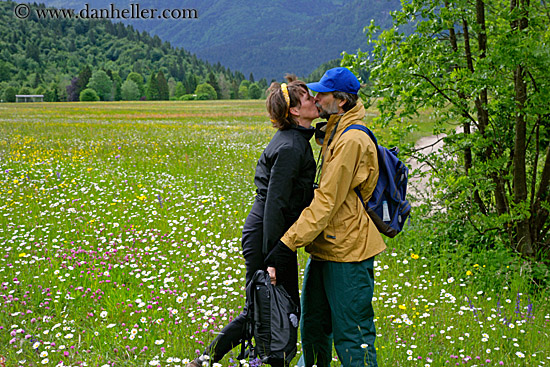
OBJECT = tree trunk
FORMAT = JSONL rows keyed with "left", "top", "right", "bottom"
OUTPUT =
{"left": 511, "top": 0, "right": 535, "bottom": 257}
{"left": 533, "top": 141, "right": 550, "bottom": 247}
{"left": 445, "top": 5, "right": 488, "bottom": 215}
{"left": 471, "top": 1, "right": 508, "bottom": 216}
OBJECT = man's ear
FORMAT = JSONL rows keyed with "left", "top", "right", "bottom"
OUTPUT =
{"left": 338, "top": 99, "right": 346, "bottom": 108}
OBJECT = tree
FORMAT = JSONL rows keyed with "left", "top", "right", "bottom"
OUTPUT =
{"left": 217, "top": 74, "right": 231, "bottom": 99}
{"left": 248, "top": 83, "right": 262, "bottom": 99}
{"left": 87, "top": 70, "right": 113, "bottom": 101}
{"left": 258, "top": 78, "right": 268, "bottom": 91}
{"left": 79, "top": 88, "right": 99, "bottom": 101}
{"left": 146, "top": 72, "right": 160, "bottom": 100}
{"left": 194, "top": 83, "right": 217, "bottom": 100}
{"left": 238, "top": 84, "right": 249, "bottom": 99}
{"left": 25, "top": 42, "right": 40, "bottom": 63}
{"left": 207, "top": 72, "right": 221, "bottom": 99}
{"left": 157, "top": 70, "right": 169, "bottom": 100}
{"left": 19, "top": 86, "right": 31, "bottom": 95}
{"left": 66, "top": 77, "right": 80, "bottom": 102}
{"left": 110, "top": 71, "right": 123, "bottom": 101}
{"left": 174, "top": 81, "right": 186, "bottom": 99}
{"left": 0, "top": 61, "right": 12, "bottom": 82}
{"left": 3, "top": 86, "right": 16, "bottom": 102}
{"left": 76, "top": 65, "right": 92, "bottom": 95}
{"left": 31, "top": 73, "right": 42, "bottom": 89}
{"left": 344, "top": 0, "right": 550, "bottom": 259}
{"left": 185, "top": 72, "right": 198, "bottom": 94}
{"left": 44, "top": 82, "right": 58, "bottom": 102}
{"left": 126, "top": 72, "right": 145, "bottom": 98}
{"left": 121, "top": 79, "right": 140, "bottom": 101}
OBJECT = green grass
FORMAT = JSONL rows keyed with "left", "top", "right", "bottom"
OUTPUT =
{"left": 0, "top": 101, "right": 548, "bottom": 367}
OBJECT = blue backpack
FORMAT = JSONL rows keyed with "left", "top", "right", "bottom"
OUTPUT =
{"left": 343, "top": 124, "right": 411, "bottom": 238}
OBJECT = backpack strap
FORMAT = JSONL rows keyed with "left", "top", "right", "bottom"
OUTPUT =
{"left": 315, "top": 117, "right": 342, "bottom": 187}
{"left": 237, "top": 271, "right": 260, "bottom": 361}
{"left": 342, "top": 124, "right": 380, "bottom": 213}
{"left": 342, "top": 124, "right": 378, "bottom": 147}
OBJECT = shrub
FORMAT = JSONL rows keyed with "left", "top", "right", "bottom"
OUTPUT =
{"left": 180, "top": 94, "right": 196, "bottom": 101}
{"left": 79, "top": 88, "right": 99, "bottom": 101}
{"left": 194, "top": 83, "right": 217, "bottom": 100}
{"left": 3, "top": 86, "right": 16, "bottom": 102}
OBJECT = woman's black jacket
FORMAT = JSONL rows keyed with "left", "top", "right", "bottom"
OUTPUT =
{"left": 253, "top": 125, "right": 316, "bottom": 256}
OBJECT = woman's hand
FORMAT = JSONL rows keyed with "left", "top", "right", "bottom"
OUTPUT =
{"left": 267, "top": 266, "right": 277, "bottom": 285}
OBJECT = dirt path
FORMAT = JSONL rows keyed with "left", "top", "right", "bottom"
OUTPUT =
{"left": 407, "top": 128, "right": 461, "bottom": 204}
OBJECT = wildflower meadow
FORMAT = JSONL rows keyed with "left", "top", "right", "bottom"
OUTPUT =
{"left": 0, "top": 101, "right": 549, "bottom": 367}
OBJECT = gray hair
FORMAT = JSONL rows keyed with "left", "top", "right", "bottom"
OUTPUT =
{"left": 333, "top": 91, "right": 359, "bottom": 112}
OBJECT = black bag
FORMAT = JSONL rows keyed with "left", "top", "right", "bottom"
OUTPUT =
{"left": 239, "top": 270, "right": 299, "bottom": 366}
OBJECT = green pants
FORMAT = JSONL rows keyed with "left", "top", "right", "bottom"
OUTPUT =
{"left": 300, "top": 257, "right": 378, "bottom": 367}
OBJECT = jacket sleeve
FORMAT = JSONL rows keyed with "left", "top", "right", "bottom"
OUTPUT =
{"left": 281, "top": 132, "right": 371, "bottom": 251}
{"left": 262, "top": 144, "right": 301, "bottom": 255}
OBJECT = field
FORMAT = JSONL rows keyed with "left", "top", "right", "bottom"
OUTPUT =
{"left": 0, "top": 101, "right": 549, "bottom": 367}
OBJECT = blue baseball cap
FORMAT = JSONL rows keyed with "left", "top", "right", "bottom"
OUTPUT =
{"left": 307, "top": 67, "right": 360, "bottom": 94}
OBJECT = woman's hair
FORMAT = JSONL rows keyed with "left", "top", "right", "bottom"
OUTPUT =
{"left": 266, "top": 75, "right": 308, "bottom": 130}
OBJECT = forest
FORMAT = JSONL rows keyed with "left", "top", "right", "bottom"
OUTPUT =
{"left": 0, "top": 1, "right": 269, "bottom": 102}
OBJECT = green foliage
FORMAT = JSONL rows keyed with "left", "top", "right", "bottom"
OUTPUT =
{"left": 344, "top": 0, "right": 550, "bottom": 260}
{"left": 0, "top": 60, "right": 12, "bottom": 82}
{"left": 87, "top": 70, "right": 113, "bottom": 101}
{"left": 157, "top": 71, "right": 169, "bottom": 101}
{"left": 0, "top": 1, "right": 268, "bottom": 101}
{"left": 3, "top": 86, "right": 16, "bottom": 102}
{"left": 79, "top": 88, "right": 99, "bottom": 101}
{"left": 194, "top": 83, "right": 217, "bottom": 100}
{"left": 77, "top": 65, "right": 92, "bottom": 94}
{"left": 238, "top": 85, "right": 249, "bottom": 99}
{"left": 207, "top": 72, "right": 221, "bottom": 100}
{"left": 126, "top": 72, "right": 145, "bottom": 98}
{"left": 248, "top": 83, "right": 262, "bottom": 99}
{"left": 110, "top": 71, "right": 123, "bottom": 101}
{"left": 180, "top": 94, "right": 196, "bottom": 101}
{"left": 43, "top": 83, "right": 58, "bottom": 102}
{"left": 120, "top": 79, "right": 140, "bottom": 101}
{"left": 174, "top": 82, "right": 186, "bottom": 99}
{"left": 146, "top": 72, "right": 159, "bottom": 101}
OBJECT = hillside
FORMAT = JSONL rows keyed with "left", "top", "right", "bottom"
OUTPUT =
{"left": 0, "top": 0, "right": 250, "bottom": 101}
{"left": 22, "top": 0, "right": 402, "bottom": 80}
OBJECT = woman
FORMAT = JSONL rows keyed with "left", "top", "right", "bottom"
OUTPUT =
{"left": 186, "top": 79, "right": 319, "bottom": 367}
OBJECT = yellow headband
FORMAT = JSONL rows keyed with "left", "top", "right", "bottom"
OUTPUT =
{"left": 270, "top": 83, "right": 291, "bottom": 123}
{"left": 281, "top": 83, "right": 290, "bottom": 117}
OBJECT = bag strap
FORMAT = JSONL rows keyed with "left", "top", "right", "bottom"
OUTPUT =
{"left": 343, "top": 124, "right": 379, "bottom": 210}
{"left": 342, "top": 124, "right": 378, "bottom": 146}
{"left": 314, "top": 117, "right": 342, "bottom": 186}
{"left": 237, "top": 271, "right": 262, "bottom": 361}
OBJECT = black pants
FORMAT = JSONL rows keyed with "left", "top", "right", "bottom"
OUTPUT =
{"left": 205, "top": 200, "right": 299, "bottom": 365}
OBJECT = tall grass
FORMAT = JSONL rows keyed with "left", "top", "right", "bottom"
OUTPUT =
{"left": 0, "top": 101, "right": 548, "bottom": 367}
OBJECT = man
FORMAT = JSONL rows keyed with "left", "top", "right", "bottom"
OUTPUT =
{"left": 266, "top": 67, "right": 386, "bottom": 367}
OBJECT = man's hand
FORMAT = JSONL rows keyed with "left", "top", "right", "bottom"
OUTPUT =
{"left": 267, "top": 266, "right": 277, "bottom": 285}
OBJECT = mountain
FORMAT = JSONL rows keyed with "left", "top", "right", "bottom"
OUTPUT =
{"left": 18, "top": 0, "right": 402, "bottom": 80}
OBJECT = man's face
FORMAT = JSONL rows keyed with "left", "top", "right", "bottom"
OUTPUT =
{"left": 314, "top": 92, "right": 341, "bottom": 119}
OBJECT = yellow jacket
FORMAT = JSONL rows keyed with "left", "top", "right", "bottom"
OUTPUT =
{"left": 281, "top": 103, "right": 387, "bottom": 262}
